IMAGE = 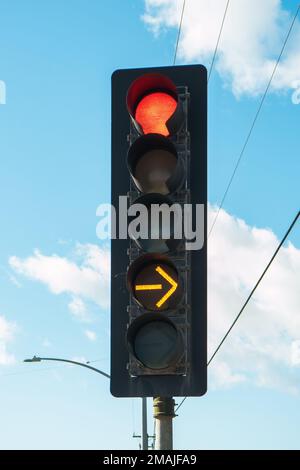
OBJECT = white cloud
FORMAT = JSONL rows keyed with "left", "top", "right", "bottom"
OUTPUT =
{"left": 209, "top": 361, "right": 246, "bottom": 389}
{"left": 291, "top": 340, "right": 300, "bottom": 366}
{"left": 0, "top": 316, "right": 16, "bottom": 365}
{"left": 142, "top": 0, "right": 300, "bottom": 97}
{"left": 8, "top": 274, "right": 22, "bottom": 288}
{"left": 208, "top": 207, "right": 300, "bottom": 392}
{"left": 68, "top": 297, "right": 90, "bottom": 322}
{"left": 9, "top": 244, "right": 110, "bottom": 322}
{"left": 291, "top": 81, "right": 300, "bottom": 104}
{"left": 84, "top": 330, "right": 97, "bottom": 342}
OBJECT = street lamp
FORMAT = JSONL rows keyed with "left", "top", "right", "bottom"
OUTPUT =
{"left": 24, "top": 355, "right": 151, "bottom": 449}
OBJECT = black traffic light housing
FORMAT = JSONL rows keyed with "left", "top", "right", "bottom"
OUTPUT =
{"left": 111, "top": 65, "right": 207, "bottom": 397}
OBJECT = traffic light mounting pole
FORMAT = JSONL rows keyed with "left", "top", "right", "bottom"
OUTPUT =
{"left": 142, "top": 397, "right": 148, "bottom": 450}
{"left": 153, "top": 397, "right": 175, "bottom": 450}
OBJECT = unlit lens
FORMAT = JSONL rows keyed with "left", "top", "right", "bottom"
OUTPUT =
{"left": 133, "top": 320, "right": 178, "bottom": 369}
{"left": 134, "top": 149, "right": 177, "bottom": 195}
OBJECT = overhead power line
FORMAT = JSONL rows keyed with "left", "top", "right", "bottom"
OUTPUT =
{"left": 173, "top": 0, "right": 231, "bottom": 75}
{"left": 173, "top": 0, "right": 186, "bottom": 65}
{"left": 208, "top": 3, "right": 300, "bottom": 238}
{"left": 176, "top": 210, "right": 300, "bottom": 413}
{"left": 207, "top": 210, "right": 300, "bottom": 365}
{"left": 175, "top": 395, "right": 187, "bottom": 413}
{"left": 208, "top": 0, "right": 230, "bottom": 82}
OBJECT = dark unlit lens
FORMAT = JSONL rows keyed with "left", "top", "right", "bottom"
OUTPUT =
{"left": 128, "top": 193, "right": 182, "bottom": 254}
{"left": 134, "top": 149, "right": 177, "bottom": 195}
{"left": 133, "top": 320, "right": 178, "bottom": 370}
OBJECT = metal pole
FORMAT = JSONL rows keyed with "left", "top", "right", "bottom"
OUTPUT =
{"left": 142, "top": 397, "right": 148, "bottom": 450}
{"left": 153, "top": 397, "right": 175, "bottom": 450}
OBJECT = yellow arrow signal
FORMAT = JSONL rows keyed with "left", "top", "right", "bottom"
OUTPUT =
{"left": 155, "top": 265, "right": 178, "bottom": 308}
{"left": 135, "top": 284, "right": 162, "bottom": 291}
{"left": 134, "top": 265, "right": 178, "bottom": 309}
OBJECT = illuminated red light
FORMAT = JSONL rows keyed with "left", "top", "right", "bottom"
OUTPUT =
{"left": 135, "top": 92, "right": 177, "bottom": 137}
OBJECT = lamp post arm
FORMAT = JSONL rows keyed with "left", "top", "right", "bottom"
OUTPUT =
{"left": 24, "top": 356, "right": 110, "bottom": 379}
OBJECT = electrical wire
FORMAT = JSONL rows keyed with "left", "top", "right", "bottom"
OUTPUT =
{"left": 174, "top": 2, "right": 227, "bottom": 414}
{"left": 175, "top": 396, "right": 187, "bottom": 413}
{"left": 85, "top": 357, "right": 108, "bottom": 364}
{"left": 208, "top": 210, "right": 300, "bottom": 365}
{"left": 208, "top": 3, "right": 300, "bottom": 238}
{"left": 207, "top": 0, "right": 230, "bottom": 82}
{"left": 173, "top": 0, "right": 230, "bottom": 72}
{"left": 176, "top": 210, "right": 300, "bottom": 413}
{"left": 173, "top": 0, "right": 186, "bottom": 65}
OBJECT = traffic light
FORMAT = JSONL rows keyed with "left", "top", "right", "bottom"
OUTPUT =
{"left": 111, "top": 65, "right": 207, "bottom": 397}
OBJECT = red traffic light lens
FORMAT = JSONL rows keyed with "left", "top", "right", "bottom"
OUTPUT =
{"left": 135, "top": 92, "right": 177, "bottom": 137}
{"left": 126, "top": 73, "right": 184, "bottom": 136}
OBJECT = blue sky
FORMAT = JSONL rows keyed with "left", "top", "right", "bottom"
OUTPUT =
{"left": 0, "top": 0, "right": 299, "bottom": 450}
